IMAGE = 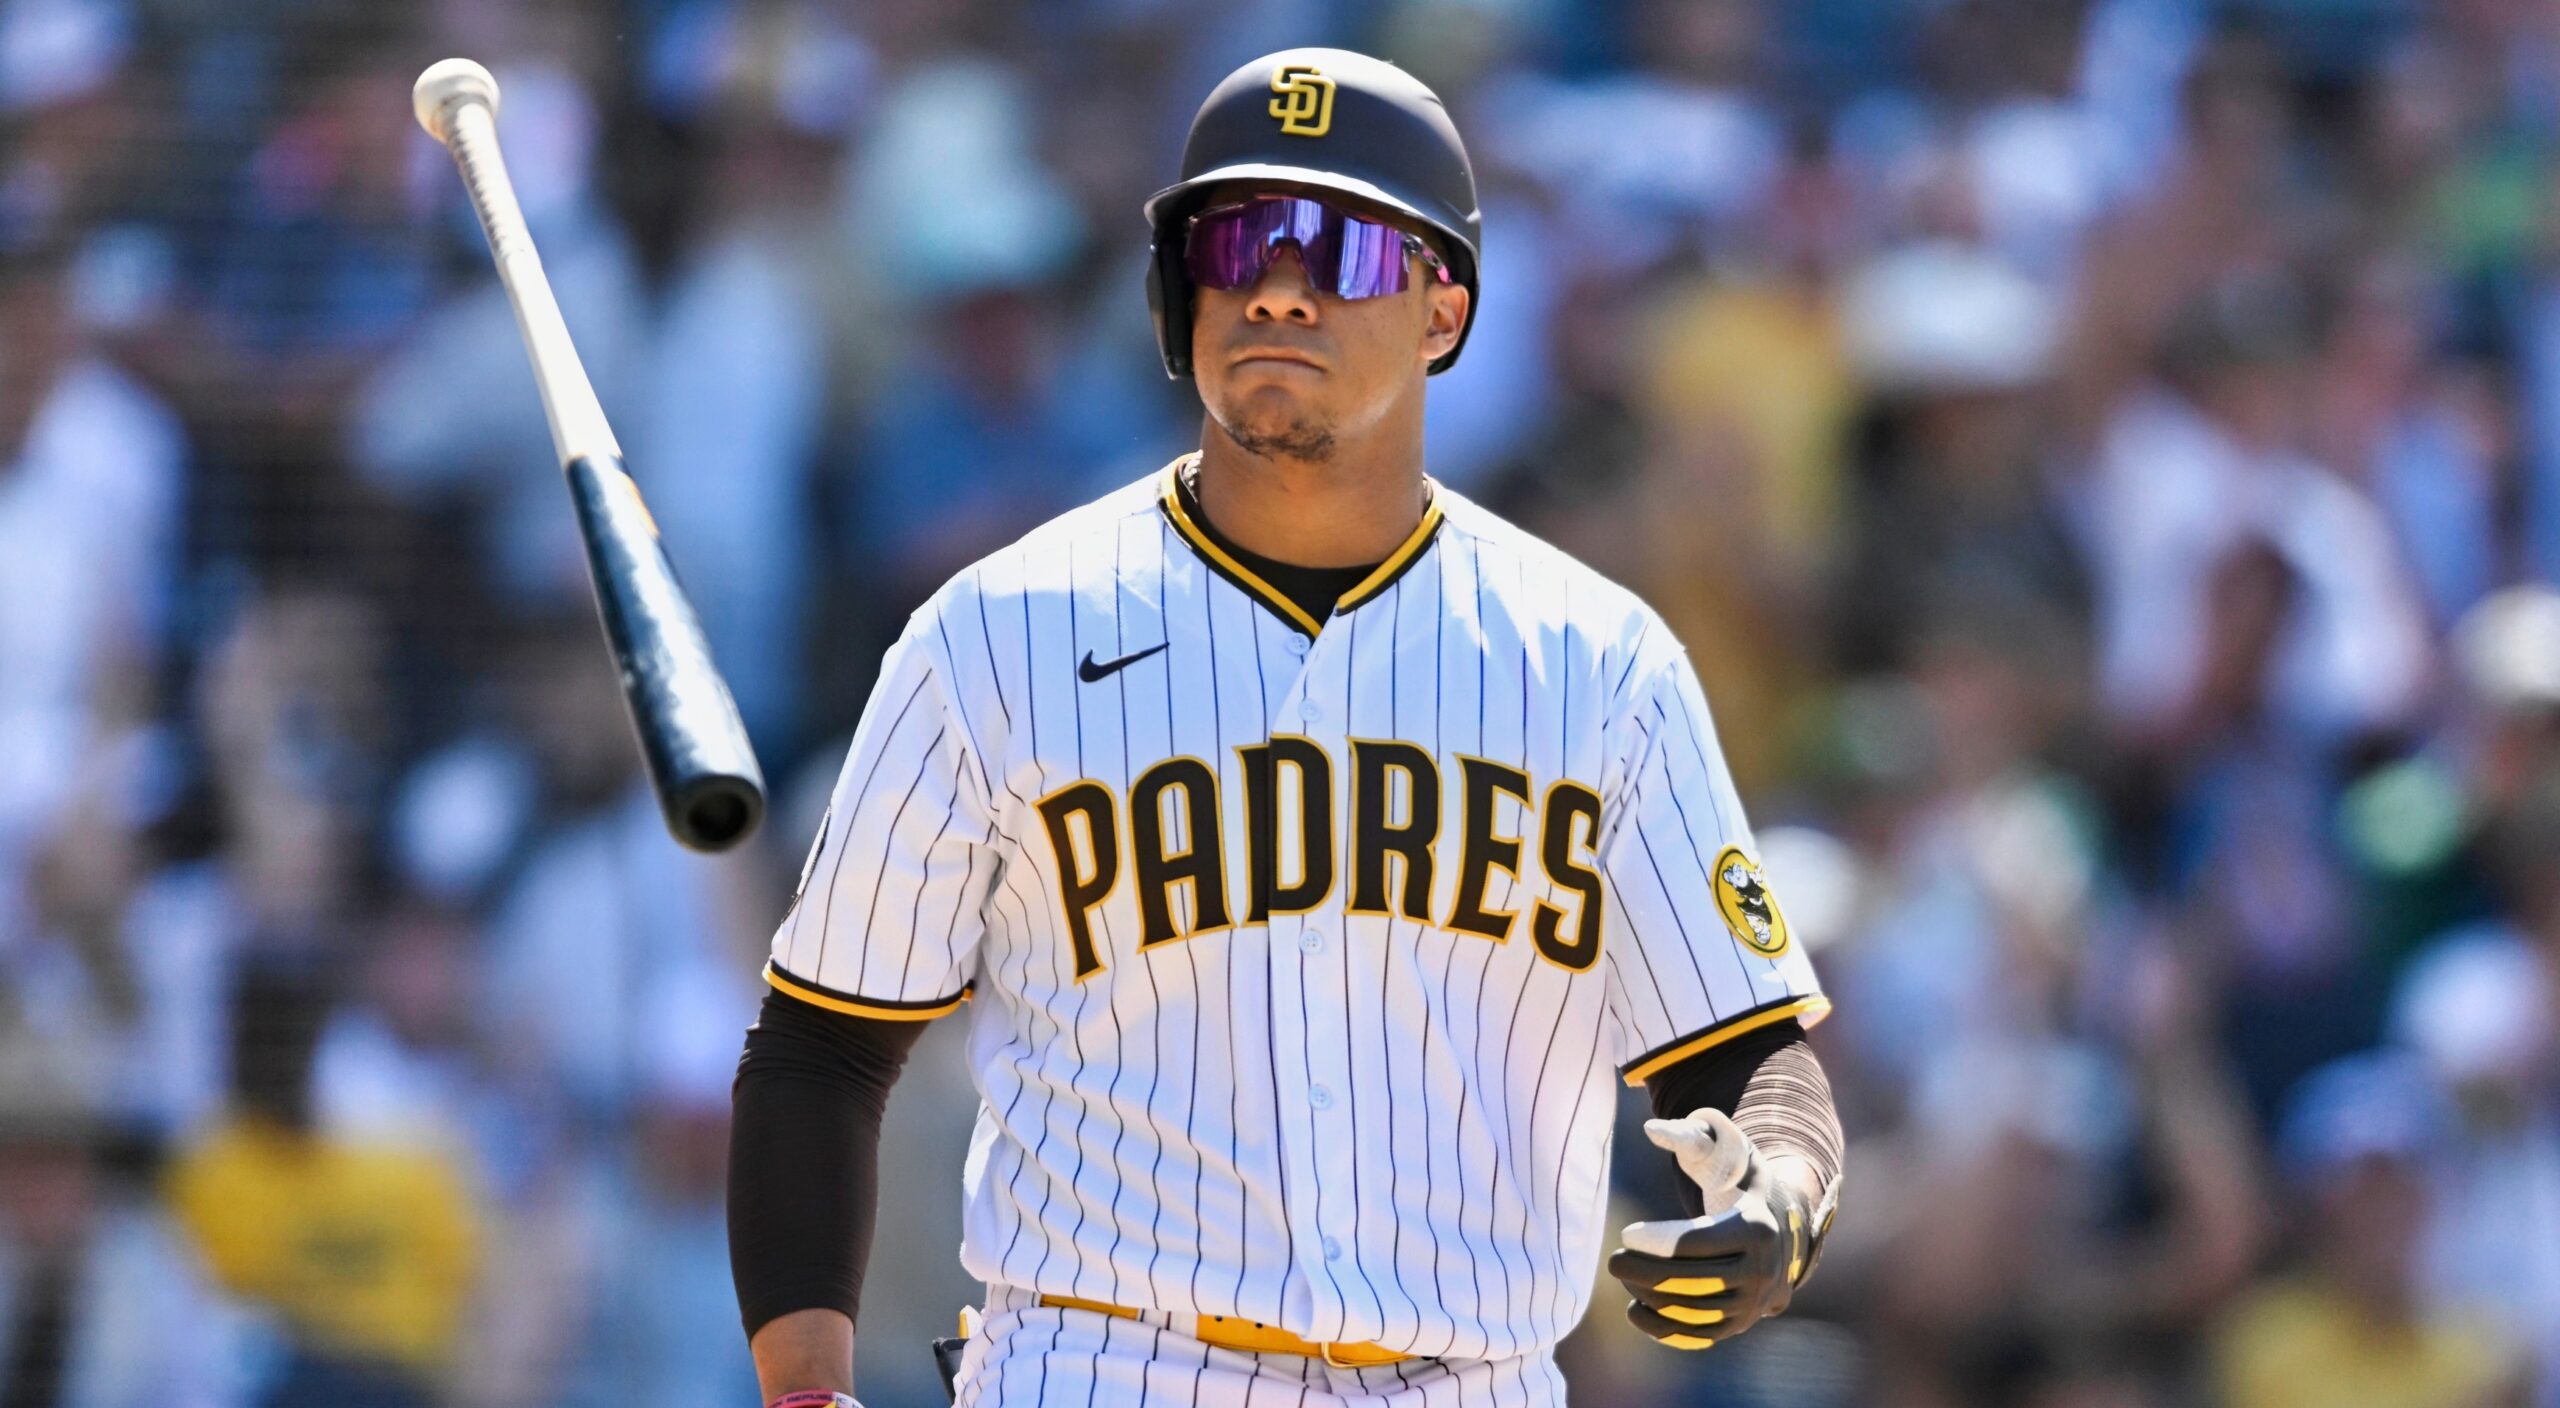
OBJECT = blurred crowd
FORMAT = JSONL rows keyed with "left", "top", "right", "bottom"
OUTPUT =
{"left": 1, "top": 0, "right": 2557, "bottom": 1404}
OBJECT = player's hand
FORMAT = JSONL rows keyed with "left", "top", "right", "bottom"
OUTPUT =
{"left": 1606, "top": 1109, "right": 1820, "bottom": 1350}
{"left": 766, "top": 1392, "right": 864, "bottom": 1408}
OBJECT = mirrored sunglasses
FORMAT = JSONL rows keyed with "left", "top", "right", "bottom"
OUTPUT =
{"left": 1184, "top": 195, "right": 1453, "bottom": 301}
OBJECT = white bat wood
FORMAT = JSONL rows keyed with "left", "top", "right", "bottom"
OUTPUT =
{"left": 415, "top": 64, "right": 620, "bottom": 468}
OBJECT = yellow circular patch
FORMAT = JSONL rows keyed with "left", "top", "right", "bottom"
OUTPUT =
{"left": 1711, "top": 846, "right": 1790, "bottom": 957}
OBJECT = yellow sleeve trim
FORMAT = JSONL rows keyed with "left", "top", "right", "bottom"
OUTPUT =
{"left": 1620, "top": 995, "right": 1831, "bottom": 1086}
{"left": 763, "top": 961, "right": 971, "bottom": 1021}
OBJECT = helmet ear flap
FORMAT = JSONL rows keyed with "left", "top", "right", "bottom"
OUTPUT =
{"left": 1147, "top": 235, "right": 1195, "bottom": 379}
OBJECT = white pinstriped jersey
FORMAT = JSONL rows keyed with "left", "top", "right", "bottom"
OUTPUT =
{"left": 768, "top": 456, "right": 1828, "bottom": 1362}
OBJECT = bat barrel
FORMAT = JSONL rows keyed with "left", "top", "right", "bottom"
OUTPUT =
{"left": 567, "top": 453, "right": 766, "bottom": 852}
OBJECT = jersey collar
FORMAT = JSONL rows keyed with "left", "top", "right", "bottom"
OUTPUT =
{"left": 1157, "top": 454, "right": 1446, "bottom": 638}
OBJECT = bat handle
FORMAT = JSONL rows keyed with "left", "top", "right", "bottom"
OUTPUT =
{"left": 434, "top": 93, "right": 620, "bottom": 467}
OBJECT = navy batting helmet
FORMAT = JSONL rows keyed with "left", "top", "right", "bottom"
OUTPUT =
{"left": 1144, "top": 48, "right": 1482, "bottom": 379}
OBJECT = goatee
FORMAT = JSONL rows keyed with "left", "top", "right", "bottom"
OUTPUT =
{"left": 1216, "top": 411, "right": 1336, "bottom": 463}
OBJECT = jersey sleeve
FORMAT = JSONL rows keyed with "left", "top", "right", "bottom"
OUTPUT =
{"left": 1598, "top": 645, "right": 1828, "bottom": 1085}
{"left": 767, "top": 610, "right": 1000, "bottom": 1019}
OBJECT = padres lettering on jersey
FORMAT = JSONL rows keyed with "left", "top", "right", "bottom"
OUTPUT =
{"left": 768, "top": 457, "right": 1828, "bottom": 1362}
{"left": 1033, "top": 738, "right": 1605, "bottom": 977}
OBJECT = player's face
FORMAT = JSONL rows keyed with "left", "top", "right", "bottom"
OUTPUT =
{"left": 1188, "top": 194, "right": 1469, "bottom": 463}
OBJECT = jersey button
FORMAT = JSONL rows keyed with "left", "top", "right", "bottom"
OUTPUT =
{"left": 1322, "top": 1237, "right": 1343, "bottom": 1261}
{"left": 1309, "top": 1084, "right": 1334, "bottom": 1110}
{"left": 1299, "top": 930, "right": 1325, "bottom": 955}
{"left": 1286, "top": 635, "right": 1310, "bottom": 656}
{"left": 1299, "top": 700, "right": 1322, "bottom": 723}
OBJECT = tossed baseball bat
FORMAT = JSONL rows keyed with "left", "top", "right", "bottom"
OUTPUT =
{"left": 412, "top": 57, "right": 765, "bottom": 852}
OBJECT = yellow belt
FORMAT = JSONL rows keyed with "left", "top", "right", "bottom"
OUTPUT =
{"left": 1037, "top": 1295, "right": 1415, "bottom": 1368}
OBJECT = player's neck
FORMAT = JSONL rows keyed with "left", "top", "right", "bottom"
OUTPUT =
{"left": 1192, "top": 415, "right": 1428, "bottom": 570}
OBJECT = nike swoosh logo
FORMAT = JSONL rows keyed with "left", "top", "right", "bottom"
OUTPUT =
{"left": 1079, "top": 642, "right": 1169, "bottom": 683}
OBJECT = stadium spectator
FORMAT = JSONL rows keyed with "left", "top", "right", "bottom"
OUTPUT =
{"left": 2216, "top": 1052, "right": 2531, "bottom": 1408}
{"left": 167, "top": 960, "right": 481, "bottom": 1407}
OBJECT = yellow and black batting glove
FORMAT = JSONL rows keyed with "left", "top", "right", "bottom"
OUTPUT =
{"left": 1606, "top": 1109, "right": 1828, "bottom": 1351}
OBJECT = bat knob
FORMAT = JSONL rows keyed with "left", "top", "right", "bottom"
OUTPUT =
{"left": 413, "top": 57, "right": 500, "bottom": 143}
{"left": 673, "top": 775, "right": 764, "bottom": 853}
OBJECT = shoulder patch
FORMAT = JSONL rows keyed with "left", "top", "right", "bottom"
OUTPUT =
{"left": 1711, "top": 845, "right": 1789, "bottom": 957}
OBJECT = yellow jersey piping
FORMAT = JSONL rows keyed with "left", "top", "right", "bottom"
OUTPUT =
{"left": 1619, "top": 995, "right": 1832, "bottom": 1086}
{"left": 764, "top": 961, "right": 972, "bottom": 1021}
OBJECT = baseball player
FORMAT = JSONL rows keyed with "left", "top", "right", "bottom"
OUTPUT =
{"left": 728, "top": 48, "right": 1844, "bottom": 1408}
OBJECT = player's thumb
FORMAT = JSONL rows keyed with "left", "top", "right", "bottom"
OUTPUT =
{"left": 1643, "top": 1108, "right": 1750, "bottom": 1211}
{"left": 1621, "top": 1216, "right": 1704, "bottom": 1259}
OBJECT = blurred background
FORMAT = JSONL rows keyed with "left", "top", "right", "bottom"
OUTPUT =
{"left": 1, "top": 0, "right": 2557, "bottom": 1403}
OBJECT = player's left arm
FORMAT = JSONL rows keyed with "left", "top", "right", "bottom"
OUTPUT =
{"left": 1609, "top": 1020, "right": 1843, "bottom": 1349}
{"left": 1590, "top": 634, "right": 1842, "bottom": 1350}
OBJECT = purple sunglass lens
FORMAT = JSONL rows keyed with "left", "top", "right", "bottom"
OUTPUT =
{"left": 1185, "top": 200, "right": 1329, "bottom": 286}
{"left": 1183, "top": 198, "right": 1413, "bottom": 300}
{"left": 1329, "top": 217, "right": 1408, "bottom": 299}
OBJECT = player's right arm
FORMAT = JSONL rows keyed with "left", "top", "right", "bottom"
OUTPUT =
{"left": 748, "top": 1313, "right": 853, "bottom": 1401}
{"left": 733, "top": 997, "right": 926, "bottom": 1400}
{"left": 728, "top": 608, "right": 1000, "bottom": 1401}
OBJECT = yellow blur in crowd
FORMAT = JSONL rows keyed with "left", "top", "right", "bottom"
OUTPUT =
{"left": 168, "top": 1117, "right": 481, "bottom": 1373}
{"left": 2217, "top": 1282, "right": 2524, "bottom": 1408}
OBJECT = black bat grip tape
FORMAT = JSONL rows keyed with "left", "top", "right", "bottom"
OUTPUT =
{"left": 566, "top": 454, "right": 767, "bottom": 851}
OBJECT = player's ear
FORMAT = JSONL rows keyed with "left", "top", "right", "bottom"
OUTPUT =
{"left": 1420, "top": 282, "right": 1469, "bottom": 366}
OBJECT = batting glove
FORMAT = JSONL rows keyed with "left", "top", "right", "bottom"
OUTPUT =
{"left": 767, "top": 1392, "right": 863, "bottom": 1408}
{"left": 1606, "top": 1108, "right": 1828, "bottom": 1350}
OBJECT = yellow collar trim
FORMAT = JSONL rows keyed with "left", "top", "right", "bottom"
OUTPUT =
{"left": 1158, "top": 455, "right": 1445, "bottom": 638}
{"left": 1338, "top": 491, "right": 1447, "bottom": 614}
